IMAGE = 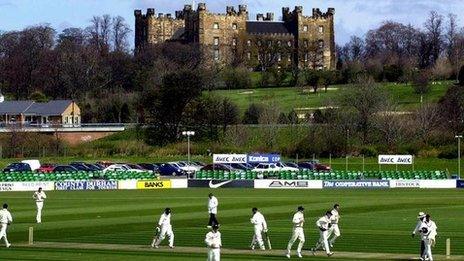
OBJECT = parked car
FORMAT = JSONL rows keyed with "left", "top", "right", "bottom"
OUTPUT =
{"left": 96, "top": 161, "right": 113, "bottom": 167}
{"left": 171, "top": 162, "right": 200, "bottom": 173}
{"left": 158, "top": 163, "right": 186, "bottom": 176}
{"left": 200, "top": 164, "right": 236, "bottom": 171}
{"left": 3, "top": 163, "right": 32, "bottom": 172}
{"left": 193, "top": 161, "right": 206, "bottom": 167}
{"left": 37, "top": 164, "right": 56, "bottom": 173}
{"left": 251, "top": 163, "right": 280, "bottom": 173}
{"left": 21, "top": 159, "right": 41, "bottom": 171}
{"left": 299, "top": 161, "right": 331, "bottom": 171}
{"left": 138, "top": 163, "right": 159, "bottom": 172}
{"left": 225, "top": 163, "right": 252, "bottom": 170}
{"left": 284, "top": 162, "right": 300, "bottom": 169}
{"left": 52, "top": 165, "right": 79, "bottom": 172}
{"left": 103, "top": 164, "right": 145, "bottom": 173}
{"left": 298, "top": 162, "right": 315, "bottom": 170}
{"left": 276, "top": 162, "right": 299, "bottom": 172}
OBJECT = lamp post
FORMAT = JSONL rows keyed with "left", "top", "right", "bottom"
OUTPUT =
{"left": 456, "top": 135, "right": 462, "bottom": 179}
{"left": 182, "top": 131, "right": 195, "bottom": 170}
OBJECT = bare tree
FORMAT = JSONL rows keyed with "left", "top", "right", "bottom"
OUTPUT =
{"left": 413, "top": 104, "right": 440, "bottom": 144}
{"left": 424, "top": 11, "right": 444, "bottom": 66}
{"left": 112, "top": 16, "right": 131, "bottom": 52}
{"left": 374, "top": 102, "right": 406, "bottom": 151}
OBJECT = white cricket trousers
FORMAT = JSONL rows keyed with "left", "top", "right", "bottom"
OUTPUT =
{"left": 251, "top": 226, "right": 265, "bottom": 250}
{"left": 315, "top": 230, "right": 331, "bottom": 254}
{"left": 155, "top": 225, "right": 174, "bottom": 247}
{"left": 207, "top": 248, "right": 220, "bottom": 261}
{"left": 0, "top": 224, "right": 10, "bottom": 246}
{"left": 328, "top": 224, "right": 340, "bottom": 244}
{"left": 36, "top": 201, "right": 43, "bottom": 223}
{"left": 287, "top": 227, "right": 305, "bottom": 253}
{"left": 423, "top": 239, "right": 434, "bottom": 261}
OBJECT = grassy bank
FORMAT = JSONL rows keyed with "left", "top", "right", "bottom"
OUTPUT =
{"left": 211, "top": 81, "right": 451, "bottom": 113}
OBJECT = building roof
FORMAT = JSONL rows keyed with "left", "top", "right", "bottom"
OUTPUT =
{"left": 27, "top": 100, "right": 74, "bottom": 116}
{"left": 246, "top": 21, "right": 292, "bottom": 35}
{"left": 0, "top": 101, "right": 34, "bottom": 114}
{"left": 0, "top": 100, "right": 74, "bottom": 116}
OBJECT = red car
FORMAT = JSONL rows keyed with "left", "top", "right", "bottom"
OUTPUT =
{"left": 37, "top": 164, "right": 56, "bottom": 173}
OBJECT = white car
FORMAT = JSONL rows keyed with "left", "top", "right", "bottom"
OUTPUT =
{"left": 251, "top": 163, "right": 281, "bottom": 173}
{"left": 103, "top": 164, "right": 145, "bottom": 173}
{"left": 170, "top": 162, "right": 201, "bottom": 173}
{"left": 276, "top": 162, "right": 299, "bottom": 172}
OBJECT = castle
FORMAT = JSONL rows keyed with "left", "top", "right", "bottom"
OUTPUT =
{"left": 135, "top": 4, "right": 335, "bottom": 70}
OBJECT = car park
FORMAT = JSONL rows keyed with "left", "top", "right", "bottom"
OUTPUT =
{"left": 251, "top": 163, "right": 281, "bottom": 173}
{"left": 276, "top": 162, "right": 299, "bottom": 172}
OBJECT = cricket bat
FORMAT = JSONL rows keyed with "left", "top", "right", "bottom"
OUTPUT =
{"left": 264, "top": 232, "right": 272, "bottom": 250}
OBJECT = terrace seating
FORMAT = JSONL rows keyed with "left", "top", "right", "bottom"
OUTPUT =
{"left": 193, "top": 170, "right": 448, "bottom": 180}
{"left": 0, "top": 171, "right": 156, "bottom": 182}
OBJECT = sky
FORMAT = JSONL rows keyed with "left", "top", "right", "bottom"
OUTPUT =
{"left": 1, "top": 0, "right": 464, "bottom": 47}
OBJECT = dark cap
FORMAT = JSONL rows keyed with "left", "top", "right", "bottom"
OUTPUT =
{"left": 297, "top": 206, "right": 304, "bottom": 211}
{"left": 212, "top": 224, "right": 219, "bottom": 230}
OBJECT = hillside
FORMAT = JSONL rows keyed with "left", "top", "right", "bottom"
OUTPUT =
{"left": 211, "top": 81, "right": 452, "bottom": 113}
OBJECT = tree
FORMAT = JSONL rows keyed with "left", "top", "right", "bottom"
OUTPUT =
{"left": 414, "top": 104, "right": 440, "bottom": 144}
{"left": 459, "top": 65, "right": 464, "bottom": 86}
{"left": 412, "top": 71, "right": 431, "bottom": 98}
{"left": 144, "top": 70, "right": 205, "bottom": 145}
{"left": 242, "top": 103, "right": 263, "bottom": 124}
{"left": 423, "top": 11, "right": 444, "bottom": 67}
{"left": 222, "top": 66, "right": 252, "bottom": 89}
{"left": 112, "top": 16, "right": 131, "bottom": 52}
{"left": 338, "top": 76, "right": 388, "bottom": 143}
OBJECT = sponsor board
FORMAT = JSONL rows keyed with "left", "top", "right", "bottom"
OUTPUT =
{"left": 419, "top": 180, "right": 456, "bottom": 189}
{"left": 323, "top": 180, "right": 390, "bottom": 188}
{"left": 188, "top": 179, "right": 254, "bottom": 188}
{"left": 171, "top": 179, "right": 188, "bottom": 188}
{"left": 213, "top": 154, "right": 247, "bottom": 164}
{"left": 457, "top": 180, "right": 464, "bottom": 188}
{"left": 137, "top": 180, "right": 172, "bottom": 189}
{"left": 0, "top": 181, "right": 54, "bottom": 192}
{"left": 254, "top": 179, "right": 323, "bottom": 189}
{"left": 378, "top": 155, "right": 413, "bottom": 165}
{"left": 247, "top": 154, "right": 281, "bottom": 164}
{"left": 390, "top": 180, "right": 421, "bottom": 188}
{"left": 118, "top": 180, "right": 137, "bottom": 190}
{"left": 55, "top": 180, "right": 117, "bottom": 191}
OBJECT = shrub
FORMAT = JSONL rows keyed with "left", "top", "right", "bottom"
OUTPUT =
{"left": 359, "top": 146, "right": 378, "bottom": 157}
{"left": 222, "top": 66, "right": 252, "bottom": 89}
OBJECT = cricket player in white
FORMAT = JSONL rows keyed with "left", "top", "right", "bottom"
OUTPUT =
{"left": 328, "top": 204, "right": 340, "bottom": 247}
{"left": 207, "top": 193, "right": 219, "bottom": 228}
{"left": 205, "top": 224, "right": 222, "bottom": 261}
{"left": 412, "top": 212, "right": 426, "bottom": 259}
{"left": 286, "top": 206, "right": 305, "bottom": 259}
{"left": 250, "top": 207, "right": 268, "bottom": 250}
{"left": 151, "top": 208, "right": 174, "bottom": 248}
{"left": 0, "top": 203, "right": 13, "bottom": 248}
{"left": 33, "top": 187, "right": 47, "bottom": 223}
{"left": 421, "top": 214, "right": 437, "bottom": 261}
{"left": 311, "top": 211, "right": 334, "bottom": 257}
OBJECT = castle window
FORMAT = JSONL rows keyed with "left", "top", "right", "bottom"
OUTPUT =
{"left": 287, "top": 41, "right": 292, "bottom": 47}
{"left": 232, "top": 38, "right": 237, "bottom": 46}
{"left": 304, "top": 40, "right": 308, "bottom": 47}
{"left": 267, "top": 40, "right": 272, "bottom": 47}
{"left": 247, "top": 52, "right": 251, "bottom": 60}
{"left": 318, "top": 40, "right": 324, "bottom": 49}
{"left": 303, "top": 25, "right": 308, "bottom": 32}
{"left": 247, "top": 39, "right": 251, "bottom": 46}
{"left": 214, "top": 37, "right": 219, "bottom": 46}
{"left": 304, "top": 53, "right": 309, "bottom": 62}
{"left": 214, "top": 50, "right": 220, "bottom": 60}
{"left": 277, "top": 53, "right": 282, "bottom": 61}
{"left": 232, "top": 23, "right": 237, "bottom": 30}
{"left": 213, "top": 22, "right": 219, "bottom": 29}
{"left": 257, "top": 40, "right": 262, "bottom": 46}
{"left": 288, "top": 55, "right": 292, "bottom": 62}
{"left": 319, "top": 26, "right": 324, "bottom": 33}
{"left": 277, "top": 40, "right": 282, "bottom": 46}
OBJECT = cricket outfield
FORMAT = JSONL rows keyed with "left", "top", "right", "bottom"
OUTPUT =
{"left": 1, "top": 189, "right": 463, "bottom": 260}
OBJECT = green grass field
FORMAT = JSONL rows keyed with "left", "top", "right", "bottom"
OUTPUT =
{"left": 1, "top": 189, "right": 463, "bottom": 260}
{"left": 212, "top": 82, "right": 451, "bottom": 113}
